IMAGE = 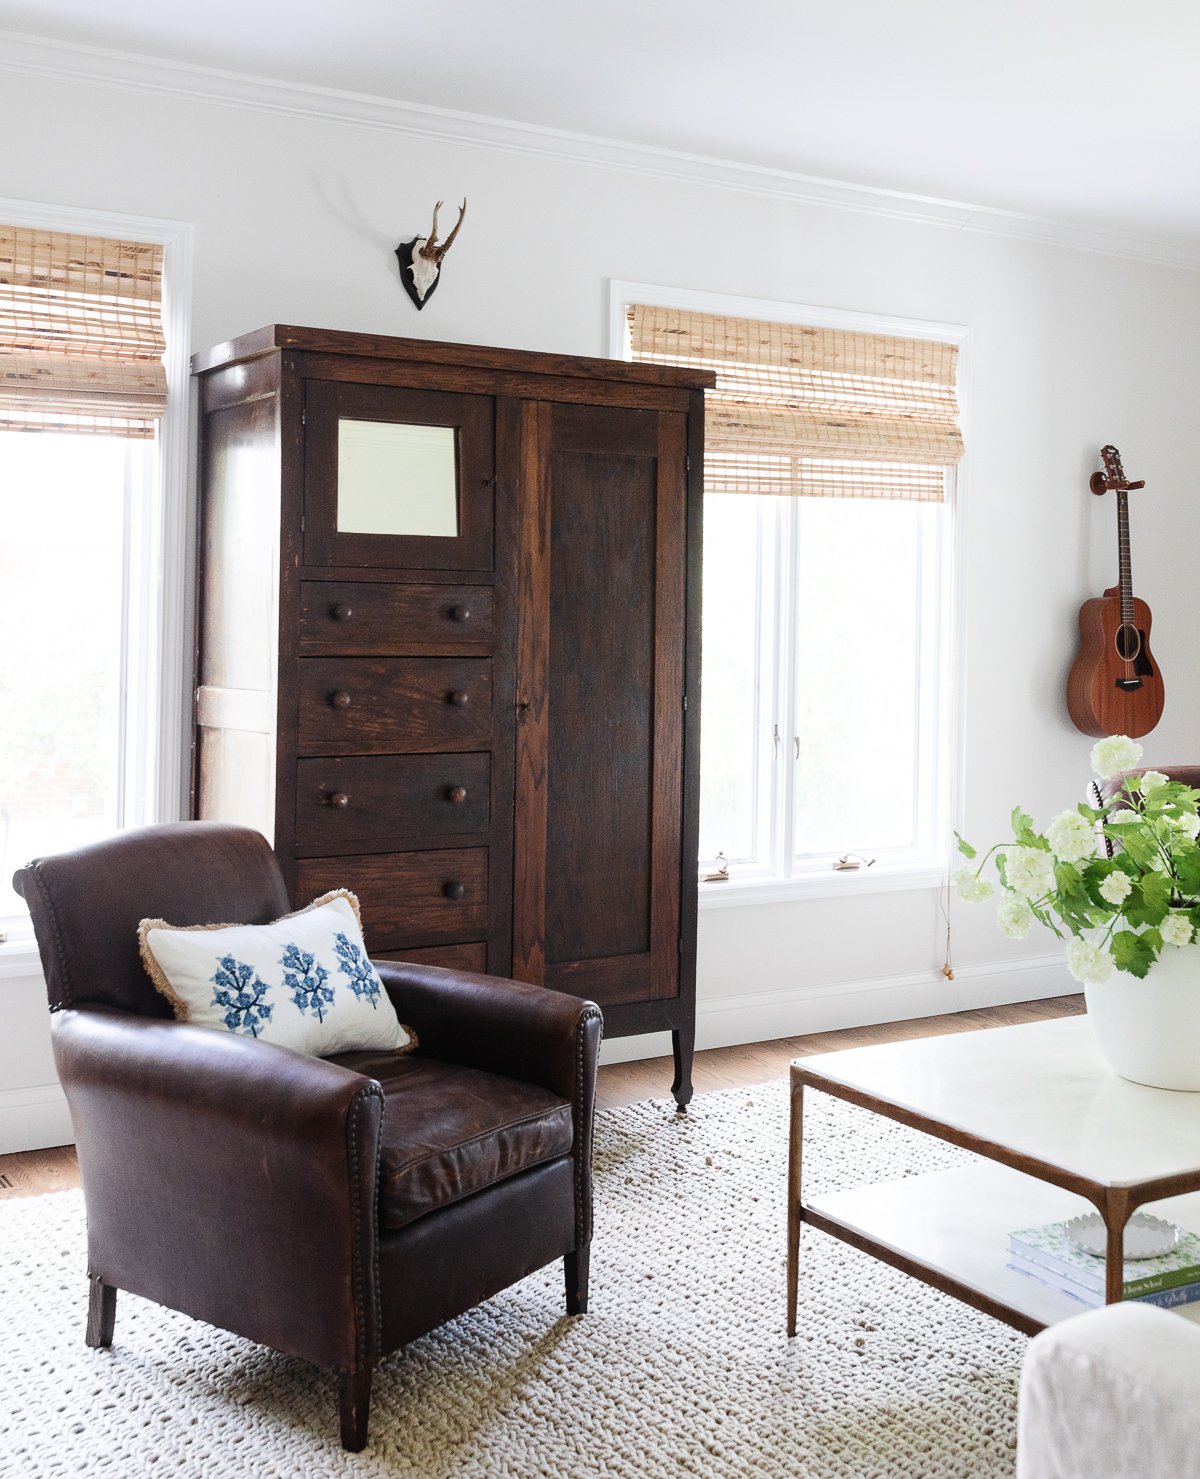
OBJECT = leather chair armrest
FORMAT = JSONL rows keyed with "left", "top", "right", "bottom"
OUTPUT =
{"left": 374, "top": 961, "right": 601, "bottom": 1105}
{"left": 52, "top": 1006, "right": 382, "bottom": 1371}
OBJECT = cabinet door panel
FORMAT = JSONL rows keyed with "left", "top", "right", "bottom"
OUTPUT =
{"left": 304, "top": 382, "right": 494, "bottom": 570}
{"left": 513, "top": 402, "right": 686, "bottom": 1006}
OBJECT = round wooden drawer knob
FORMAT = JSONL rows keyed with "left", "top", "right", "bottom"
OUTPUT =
{"left": 447, "top": 785, "right": 468, "bottom": 804}
{"left": 331, "top": 604, "right": 354, "bottom": 622}
{"left": 327, "top": 792, "right": 350, "bottom": 808}
{"left": 448, "top": 690, "right": 470, "bottom": 707}
{"left": 330, "top": 690, "right": 352, "bottom": 709}
{"left": 442, "top": 881, "right": 466, "bottom": 901}
{"left": 448, "top": 604, "right": 471, "bottom": 623}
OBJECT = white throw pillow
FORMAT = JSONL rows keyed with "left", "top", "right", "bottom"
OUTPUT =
{"left": 139, "top": 890, "right": 413, "bottom": 1057}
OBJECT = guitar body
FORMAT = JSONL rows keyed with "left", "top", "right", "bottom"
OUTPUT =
{"left": 1067, "top": 586, "right": 1164, "bottom": 738}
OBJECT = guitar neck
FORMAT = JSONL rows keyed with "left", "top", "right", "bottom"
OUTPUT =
{"left": 1116, "top": 488, "right": 1134, "bottom": 624}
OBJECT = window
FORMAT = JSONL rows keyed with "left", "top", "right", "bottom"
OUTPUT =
{"left": 0, "top": 211, "right": 191, "bottom": 937}
{"left": 616, "top": 286, "right": 965, "bottom": 899}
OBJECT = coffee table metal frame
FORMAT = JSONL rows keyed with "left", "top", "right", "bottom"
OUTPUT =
{"left": 786, "top": 1048, "right": 1200, "bottom": 1338}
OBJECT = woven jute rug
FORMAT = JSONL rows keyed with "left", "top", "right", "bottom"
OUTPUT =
{"left": 0, "top": 1082, "right": 1024, "bottom": 1477}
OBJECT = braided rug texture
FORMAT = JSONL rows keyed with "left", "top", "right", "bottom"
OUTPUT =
{"left": 0, "top": 1082, "right": 1023, "bottom": 1478}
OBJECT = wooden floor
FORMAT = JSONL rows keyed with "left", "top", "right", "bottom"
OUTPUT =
{"left": 593, "top": 993, "right": 1084, "bottom": 1107}
{"left": 0, "top": 994, "right": 1082, "bottom": 1198}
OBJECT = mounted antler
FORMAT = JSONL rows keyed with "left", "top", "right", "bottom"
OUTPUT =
{"left": 418, "top": 199, "right": 467, "bottom": 264}
{"left": 396, "top": 197, "right": 468, "bottom": 310}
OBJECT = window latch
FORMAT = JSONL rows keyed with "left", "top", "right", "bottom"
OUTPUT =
{"left": 834, "top": 852, "right": 876, "bottom": 871}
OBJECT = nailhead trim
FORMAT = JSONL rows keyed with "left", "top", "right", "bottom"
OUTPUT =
{"left": 346, "top": 1082, "right": 384, "bottom": 1372}
{"left": 574, "top": 1006, "right": 603, "bottom": 1245}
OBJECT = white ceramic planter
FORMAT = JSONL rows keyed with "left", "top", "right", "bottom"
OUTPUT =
{"left": 1085, "top": 943, "right": 1200, "bottom": 1090}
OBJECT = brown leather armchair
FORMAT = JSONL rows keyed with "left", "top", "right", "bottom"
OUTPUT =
{"left": 1092, "top": 766, "right": 1200, "bottom": 855}
{"left": 14, "top": 822, "right": 602, "bottom": 1451}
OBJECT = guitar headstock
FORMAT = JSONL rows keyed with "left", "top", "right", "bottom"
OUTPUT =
{"left": 1090, "top": 444, "right": 1146, "bottom": 496}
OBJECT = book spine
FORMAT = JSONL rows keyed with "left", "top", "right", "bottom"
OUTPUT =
{"left": 1009, "top": 1254, "right": 1200, "bottom": 1311}
{"left": 1008, "top": 1239, "right": 1102, "bottom": 1294}
{"left": 1008, "top": 1256, "right": 1099, "bottom": 1307}
{"left": 1139, "top": 1279, "right": 1200, "bottom": 1310}
{"left": 1008, "top": 1236, "right": 1200, "bottom": 1299}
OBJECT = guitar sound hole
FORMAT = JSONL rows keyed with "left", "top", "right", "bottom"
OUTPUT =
{"left": 1114, "top": 624, "right": 1143, "bottom": 663}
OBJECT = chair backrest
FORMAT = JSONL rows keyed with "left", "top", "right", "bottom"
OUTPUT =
{"left": 1092, "top": 767, "right": 1200, "bottom": 859}
{"left": 1093, "top": 765, "right": 1200, "bottom": 807}
{"left": 13, "top": 822, "right": 292, "bottom": 1015}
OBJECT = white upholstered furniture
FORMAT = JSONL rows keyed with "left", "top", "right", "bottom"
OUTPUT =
{"left": 1018, "top": 1301, "right": 1200, "bottom": 1479}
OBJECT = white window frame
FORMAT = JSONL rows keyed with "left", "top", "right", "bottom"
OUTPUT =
{"left": 0, "top": 199, "right": 193, "bottom": 957}
{"left": 608, "top": 280, "right": 970, "bottom": 907}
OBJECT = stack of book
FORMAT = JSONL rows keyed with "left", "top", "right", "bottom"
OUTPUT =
{"left": 1009, "top": 1220, "right": 1200, "bottom": 1309}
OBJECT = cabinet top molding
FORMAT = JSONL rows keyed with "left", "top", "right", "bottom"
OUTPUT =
{"left": 190, "top": 324, "right": 716, "bottom": 391}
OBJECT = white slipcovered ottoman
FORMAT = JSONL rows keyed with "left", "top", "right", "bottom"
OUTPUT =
{"left": 1018, "top": 1302, "right": 1200, "bottom": 1479}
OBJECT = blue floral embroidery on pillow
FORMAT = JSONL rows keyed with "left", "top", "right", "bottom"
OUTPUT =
{"left": 281, "top": 942, "right": 335, "bottom": 1021}
{"left": 333, "top": 931, "right": 381, "bottom": 1008}
{"left": 211, "top": 955, "right": 274, "bottom": 1037}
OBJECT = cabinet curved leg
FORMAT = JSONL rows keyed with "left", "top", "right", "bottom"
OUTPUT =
{"left": 671, "top": 1021, "right": 695, "bottom": 1110}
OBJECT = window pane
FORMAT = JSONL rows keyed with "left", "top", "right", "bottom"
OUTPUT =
{"left": 0, "top": 433, "right": 129, "bottom": 915}
{"left": 793, "top": 498, "right": 927, "bottom": 857}
{"left": 698, "top": 494, "right": 766, "bottom": 864}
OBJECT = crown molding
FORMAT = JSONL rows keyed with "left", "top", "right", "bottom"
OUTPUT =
{"left": 3, "top": 28, "right": 1199, "bottom": 272}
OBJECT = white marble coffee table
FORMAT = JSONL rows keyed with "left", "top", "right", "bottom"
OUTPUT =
{"left": 787, "top": 1015, "right": 1200, "bottom": 1336}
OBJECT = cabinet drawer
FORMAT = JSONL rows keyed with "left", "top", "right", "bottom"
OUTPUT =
{"left": 295, "top": 753, "right": 491, "bottom": 854}
{"left": 376, "top": 942, "right": 488, "bottom": 973}
{"left": 295, "top": 849, "right": 488, "bottom": 951}
{"left": 297, "top": 658, "right": 492, "bottom": 755}
{"left": 299, "top": 582, "right": 493, "bottom": 655}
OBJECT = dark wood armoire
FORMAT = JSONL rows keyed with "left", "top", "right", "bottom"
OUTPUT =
{"left": 190, "top": 326, "right": 710, "bottom": 1105}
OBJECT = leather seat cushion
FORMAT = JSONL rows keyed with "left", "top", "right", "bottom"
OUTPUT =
{"left": 326, "top": 1051, "right": 574, "bottom": 1230}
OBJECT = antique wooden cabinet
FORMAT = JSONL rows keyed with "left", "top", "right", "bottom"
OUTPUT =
{"left": 191, "top": 326, "right": 710, "bottom": 1104}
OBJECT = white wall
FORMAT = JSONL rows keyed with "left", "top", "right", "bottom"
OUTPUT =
{"left": 2, "top": 58, "right": 1200, "bottom": 1141}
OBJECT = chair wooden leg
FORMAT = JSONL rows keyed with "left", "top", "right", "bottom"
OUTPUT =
{"left": 86, "top": 1276, "right": 116, "bottom": 1349}
{"left": 338, "top": 1366, "right": 372, "bottom": 1452}
{"left": 565, "top": 1245, "right": 591, "bottom": 1315}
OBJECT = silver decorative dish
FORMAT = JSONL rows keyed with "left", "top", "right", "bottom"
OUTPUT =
{"left": 1064, "top": 1211, "right": 1181, "bottom": 1260}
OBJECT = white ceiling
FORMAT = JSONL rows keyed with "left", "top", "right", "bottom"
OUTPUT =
{"left": 3, "top": 0, "right": 1199, "bottom": 244}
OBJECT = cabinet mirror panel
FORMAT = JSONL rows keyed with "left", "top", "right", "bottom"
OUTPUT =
{"left": 303, "top": 382, "right": 494, "bottom": 571}
{"left": 337, "top": 420, "right": 459, "bottom": 538}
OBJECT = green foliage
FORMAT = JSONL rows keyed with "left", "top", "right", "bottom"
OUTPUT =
{"left": 1011, "top": 806, "right": 1040, "bottom": 845}
{"left": 1111, "top": 929, "right": 1157, "bottom": 979}
{"left": 1123, "top": 872, "right": 1173, "bottom": 929}
{"left": 954, "top": 751, "right": 1200, "bottom": 986}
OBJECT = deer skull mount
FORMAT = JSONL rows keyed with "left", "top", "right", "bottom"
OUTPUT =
{"left": 395, "top": 198, "right": 467, "bottom": 310}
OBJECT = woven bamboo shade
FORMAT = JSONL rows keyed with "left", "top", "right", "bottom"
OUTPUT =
{"left": 0, "top": 226, "right": 167, "bottom": 437}
{"left": 628, "top": 306, "right": 962, "bottom": 501}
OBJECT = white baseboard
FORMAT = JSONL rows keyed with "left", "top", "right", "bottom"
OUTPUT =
{"left": 0, "top": 959, "right": 1072, "bottom": 1141}
{"left": 0, "top": 1084, "right": 72, "bottom": 1156}
{"left": 598, "top": 952, "right": 1070, "bottom": 1065}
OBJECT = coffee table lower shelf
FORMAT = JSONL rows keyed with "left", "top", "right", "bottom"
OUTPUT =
{"left": 800, "top": 1160, "right": 1200, "bottom": 1336}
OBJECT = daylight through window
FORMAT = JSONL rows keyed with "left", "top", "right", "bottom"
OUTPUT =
{"left": 628, "top": 298, "right": 964, "bottom": 889}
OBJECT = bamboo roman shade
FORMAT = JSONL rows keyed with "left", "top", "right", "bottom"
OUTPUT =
{"left": 0, "top": 226, "right": 167, "bottom": 437}
{"left": 628, "top": 305, "right": 963, "bottom": 502}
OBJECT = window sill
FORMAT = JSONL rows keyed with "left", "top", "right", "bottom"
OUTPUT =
{"left": 0, "top": 933, "right": 42, "bottom": 980}
{"left": 697, "top": 862, "right": 947, "bottom": 909}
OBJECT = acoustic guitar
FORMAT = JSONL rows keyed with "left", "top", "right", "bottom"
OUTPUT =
{"left": 1066, "top": 445, "right": 1164, "bottom": 738}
